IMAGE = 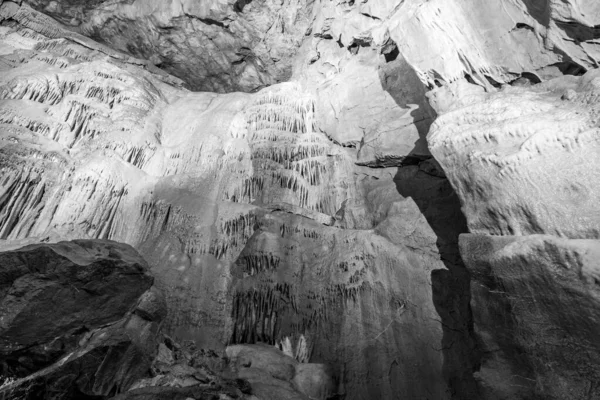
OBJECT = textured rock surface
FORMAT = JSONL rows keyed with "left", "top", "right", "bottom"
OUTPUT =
{"left": 430, "top": 69, "right": 600, "bottom": 398}
{"left": 0, "top": 240, "right": 165, "bottom": 399}
{"left": 429, "top": 70, "right": 600, "bottom": 238}
{"left": 227, "top": 344, "right": 334, "bottom": 400}
{"left": 1, "top": 0, "right": 599, "bottom": 398}
{"left": 461, "top": 234, "right": 600, "bottom": 400}
{"left": 17, "top": 0, "right": 600, "bottom": 93}
{"left": 0, "top": 7, "right": 456, "bottom": 399}
{"left": 22, "top": 0, "right": 315, "bottom": 92}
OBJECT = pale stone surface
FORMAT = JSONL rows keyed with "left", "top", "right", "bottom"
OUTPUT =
{"left": 429, "top": 70, "right": 600, "bottom": 238}
{"left": 429, "top": 64, "right": 600, "bottom": 399}
{"left": 0, "top": 10, "right": 454, "bottom": 399}
{"left": 2, "top": 0, "right": 600, "bottom": 398}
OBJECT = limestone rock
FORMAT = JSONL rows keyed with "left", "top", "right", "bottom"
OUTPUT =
{"left": 20, "top": 0, "right": 315, "bottom": 92}
{"left": 8, "top": 0, "right": 600, "bottom": 398}
{"left": 461, "top": 234, "right": 600, "bottom": 400}
{"left": 226, "top": 343, "right": 334, "bottom": 400}
{"left": 429, "top": 59, "right": 600, "bottom": 398}
{"left": 0, "top": 240, "right": 164, "bottom": 399}
{"left": 293, "top": 363, "right": 336, "bottom": 400}
{"left": 429, "top": 70, "right": 600, "bottom": 238}
{"left": 0, "top": 14, "right": 470, "bottom": 391}
{"left": 229, "top": 210, "right": 448, "bottom": 399}
{"left": 226, "top": 344, "right": 298, "bottom": 382}
{"left": 0, "top": 240, "right": 152, "bottom": 362}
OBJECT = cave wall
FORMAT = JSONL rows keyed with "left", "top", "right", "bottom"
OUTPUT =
{"left": 429, "top": 70, "right": 600, "bottom": 398}
{"left": 0, "top": 0, "right": 599, "bottom": 399}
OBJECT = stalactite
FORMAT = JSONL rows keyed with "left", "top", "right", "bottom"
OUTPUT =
{"left": 33, "top": 54, "right": 70, "bottom": 69}
{"left": 1, "top": 66, "right": 157, "bottom": 112}
{"left": 11, "top": 6, "right": 63, "bottom": 39}
{"left": 233, "top": 84, "right": 346, "bottom": 215}
{"left": 0, "top": 168, "right": 46, "bottom": 239}
{"left": 0, "top": 107, "right": 58, "bottom": 138}
{"left": 137, "top": 200, "right": 183, "bottom": 244}
{"left": 239, "top": 252, "right": 281, "bottom": 276}
{"left": 15, "top": 27, "right": 47, "bottom": 41}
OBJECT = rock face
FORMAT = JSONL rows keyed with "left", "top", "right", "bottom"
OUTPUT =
{"left": 0, "top": 240, "right": 165, "bottom": 399}
{"left": 227, "top": 343, "right": 335, "bottom": 400}
{"left": 23, "top": 0, "right": 316, "bottom": 92}
{"left": 17, "top": 0, "right": 600, "bottom": 93}
{"left": 429, "top": 70, "right": 600, "bottom": 399}
{"left": 0, "top": 0, "right": 599, "bottom": 399}
{"left": 429, "top": 72, "right": 600, "bottom": 238}
{"left": 0, "top": 3, "right": 458, "bottom": 398}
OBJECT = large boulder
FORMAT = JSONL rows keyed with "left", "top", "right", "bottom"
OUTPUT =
{"left": 429, "top": 70, "right": 600, "bottom": 398}
{"left": 461, "top": 234, "right": 600, "bottom": 399}
{"left": 0, "top": 240, "right": 165, "bottom": 399}
{"left": 226, "top": 343, "right": 335, "bottom": 400}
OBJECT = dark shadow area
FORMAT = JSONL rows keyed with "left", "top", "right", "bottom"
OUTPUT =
{"left": 379, "top": 54, "right": 483, "bottom": 398}
{"left": 521, "top": 0, "right": 551, "bottom": 27}
{"left": 233, "top": 0, "right": 253, "bottom": 13}
{"left": 393, "top": 166, "right": 481, "bottom": 399}
{"left": 552, "top": 60, "right": 587, "bottom": 76}
{"left": 555, "top": 20, "right": 600, "bottom": 43}
{"left": 378, "top": 52, "right": 436, "bottom": 163}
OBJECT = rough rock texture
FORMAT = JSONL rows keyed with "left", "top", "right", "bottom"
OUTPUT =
{"left": 0, "top": 7, "right": 456, "bottom": 399}
{"left": 111, "top": 339, "right": 254, "bottom": 400}
{"left": 227, "top": 344, "right": 335, "bottom": 400}
{"left": 109, "top": 339, "right": 330, "bottom": 400}
{"left": 1, "top": 0, "right": 599, "bottom": 399}
{"left": 430, "top": 70, "right": 600, "bottom": 399}
{"left": 0, "top": 240, "right": 165, "bottom": 399}
{"left": 461, "top": 234, "right": 600, "bottom": 400}
{"left": 429, "top": 71, "right": 600, "bottom": 238}
{"left": 22, "top": 0, "right": 316, "bottom": 92}
{"left": 18, "top": 0, "right": 600, "bottom": 93}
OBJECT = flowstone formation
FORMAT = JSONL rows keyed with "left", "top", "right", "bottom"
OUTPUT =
{"left": 0, "top": 0, "right": 599, "bottom": 399}
{"left": 0, "top": 3, "right": 451, "bottom": 398}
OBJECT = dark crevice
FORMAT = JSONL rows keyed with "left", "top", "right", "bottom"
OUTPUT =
{"left": 551, "top": 61, "right": 587, "bottom": 76}
{"left": 555, "top": 20, "right": 600, "bottom": 43}
{"left": 484, "top": 75, "right": 503, "bottom": 88}
{"left": 521, "top": 72, "right": 542, "bottom": 84}
{"left": 360, "top": 12, "right": 381, "bottom": 21}
{"left": 394, "top": 165, "right": 482, "bottom": 400}
{"left": 380, "top": 54, "right": 482, "bottom": 399}
{"left": 384, "top": 45, "right": 399, "bottom": 62}
{"left": 509, "top": 71, "right": 542, "bottom": 86}
{"left": 521, "top": 0, "right": 551, "bottom": 27}
{"left": 513, "top": 22, "right": 535, "bottom": 32}
{"left": 381, "top": 38, "right": 399, "bottom": 62}
{"left": 233, "top": 0, "right": 252, "bottom": 13}
{"left": 196, "top": 17, "right": 226, "bottom": 29}
{"left": 464, "top": 73, "right": 477, "bottom": 85}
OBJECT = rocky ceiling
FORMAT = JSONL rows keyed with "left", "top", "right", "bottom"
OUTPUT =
{"left": 15, "top": 0, "right": 600, "bottom": 92}
{"left": 23, "top": 0, "right": 317, "bottom": 92}
{"left": 0, "top": 0, "right": 600, "bottom": 399}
